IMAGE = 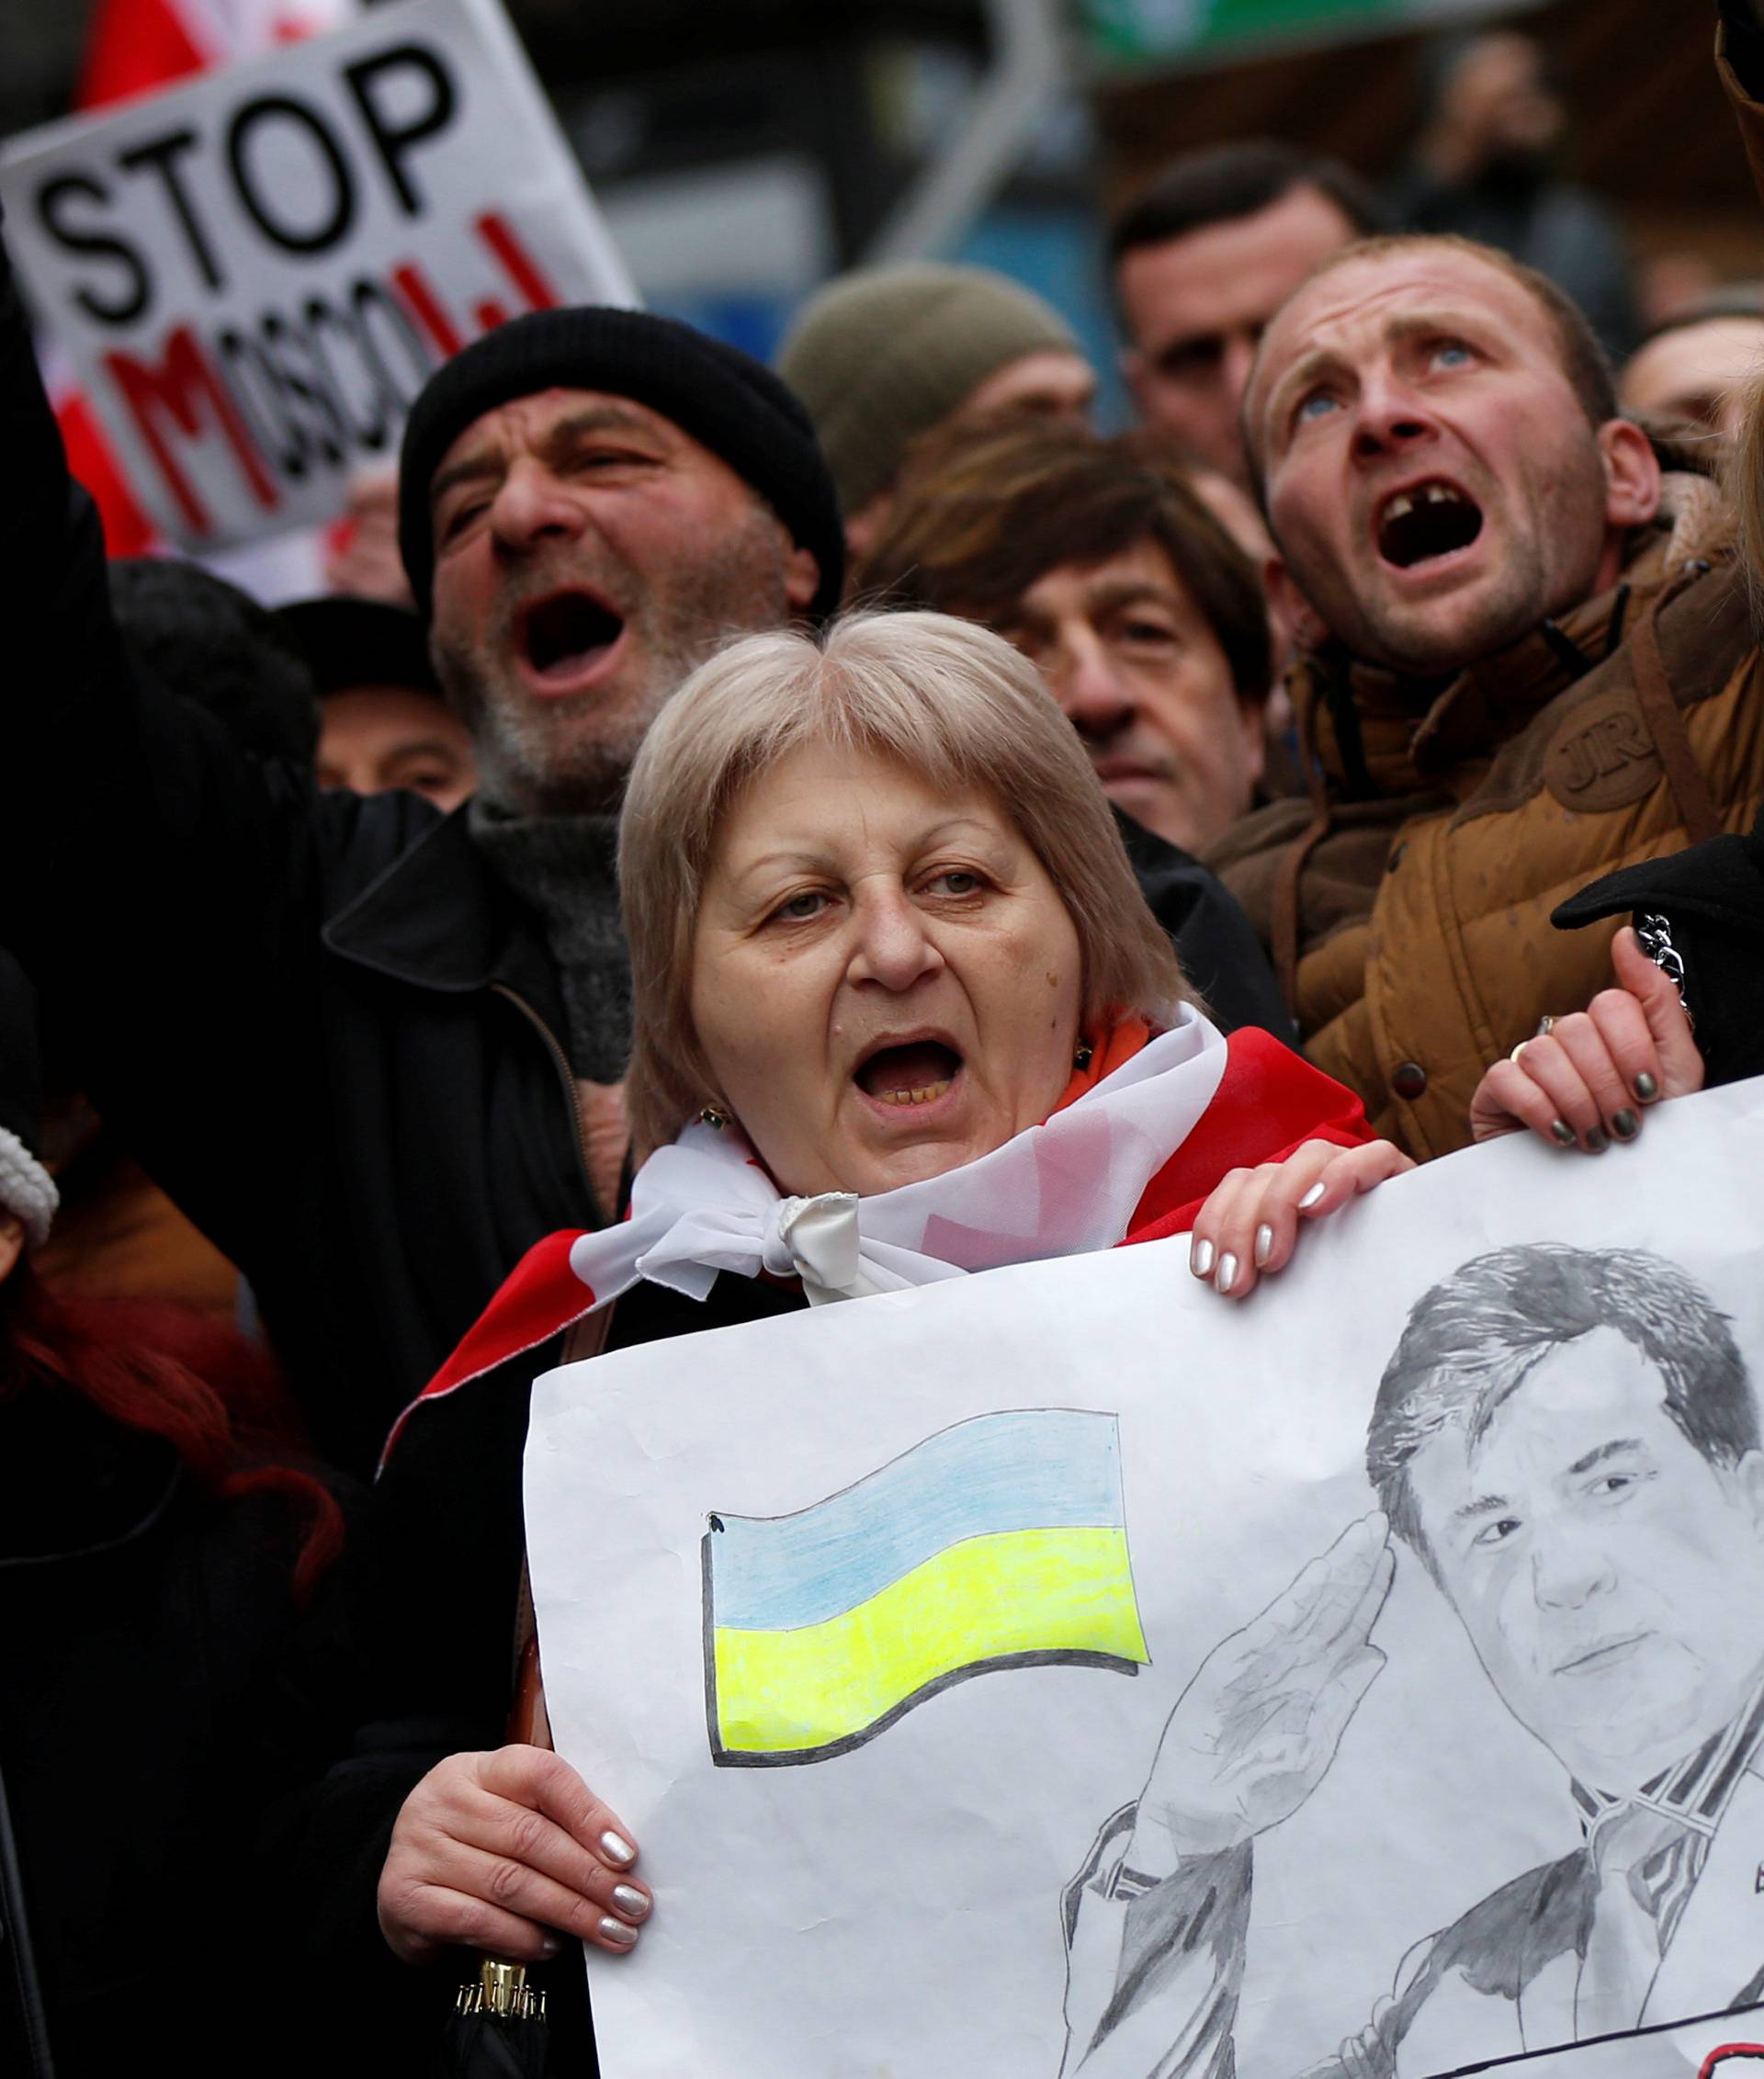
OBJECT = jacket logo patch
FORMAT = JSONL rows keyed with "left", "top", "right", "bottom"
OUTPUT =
{"left": 1544, "top": 695, "right": 1662, "bottom": 813}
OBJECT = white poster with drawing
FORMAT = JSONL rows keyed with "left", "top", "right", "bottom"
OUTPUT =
{"left": 525, "top": 1078, "right": 1764, "bottom": 2078}
{"left": 0, "top": 0, "right": 635, "bottom": 551}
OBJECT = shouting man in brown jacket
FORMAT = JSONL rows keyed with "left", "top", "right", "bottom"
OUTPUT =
{"left": 1209, "top": 229, "right": 1764, "bottom": 1158}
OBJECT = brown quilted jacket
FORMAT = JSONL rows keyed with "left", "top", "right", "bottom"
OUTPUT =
{"left": 1207, "top": 481, "right": 1764, "bottom": 1158}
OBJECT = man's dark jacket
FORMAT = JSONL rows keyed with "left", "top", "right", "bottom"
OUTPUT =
{"left": 0, "top": 223, "right": 1288, "bottom": 1475}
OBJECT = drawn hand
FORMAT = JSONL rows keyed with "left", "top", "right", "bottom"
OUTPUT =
{"left": 1126, "top": 1515, "right": 1395, "bottom": 1875}
{"left": 1188, "top": 1138, "right": 1413, "bottom": 1301}
{"left": 1471, "top": 928, "right": 1702, "bottom": 1153}
{"left": 378, "top": 1745, "right": 650, "bottom": 1966}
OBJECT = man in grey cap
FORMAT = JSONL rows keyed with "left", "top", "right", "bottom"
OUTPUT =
{"left": 0, "top": 209, "right": 843, "bottom": 1474}
{"left": 778, "top": 260, "right": 1096, "bottom": 560}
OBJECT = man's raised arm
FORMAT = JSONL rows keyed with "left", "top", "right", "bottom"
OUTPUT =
{"left": 0, "top": 209, "right": 318, "bottom": 947}
{"left": 0, "top": 207, "right": 356, "bottom": 1273}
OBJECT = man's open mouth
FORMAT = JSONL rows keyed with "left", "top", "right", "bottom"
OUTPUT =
{"left": 516, "top": 590, "right": 627, "bottom": 684}
{"left": 854, "top": 1038, "right": 964, "bottom": 1108}
{"left": 1374, "top": 480, "right": 1485, "bottom": 570}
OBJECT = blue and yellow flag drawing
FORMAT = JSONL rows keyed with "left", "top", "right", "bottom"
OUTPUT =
{"left": 703, "top": 1407, "right": 1148, "bottom": 1766}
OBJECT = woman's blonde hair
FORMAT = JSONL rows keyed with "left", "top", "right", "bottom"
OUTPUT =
{"left": 619, "top": 609, "right": 1192, "bottom": 1156}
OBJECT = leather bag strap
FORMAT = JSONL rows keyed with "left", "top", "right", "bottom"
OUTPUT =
{"left": 1630, "top": 591, "right": 1722, "bottom": 846}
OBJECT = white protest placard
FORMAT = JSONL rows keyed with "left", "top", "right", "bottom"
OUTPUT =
{"left": 526, "top": 1079, "right": 1764, "bottom": 2077}
{"left": 0, "top": 0, "right": 636, "bottom": 551}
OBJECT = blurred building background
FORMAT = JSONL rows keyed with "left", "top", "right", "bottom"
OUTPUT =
{"left": 2, "top": 0, "right": 1758, "bottom": 413}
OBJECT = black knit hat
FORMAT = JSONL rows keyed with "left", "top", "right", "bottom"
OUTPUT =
{"left": 0, "top": 948, "right": 58, "bottom": 1249}
{"left": 398, "top": 307, "right": 845, "bottom": 621}
{"left": 277, "top": 596, "right": 439, "bottom": 699}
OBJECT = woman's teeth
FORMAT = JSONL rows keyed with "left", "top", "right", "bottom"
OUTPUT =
{"left": 872, "top": 1078, "right": 954, "bottom": 1107}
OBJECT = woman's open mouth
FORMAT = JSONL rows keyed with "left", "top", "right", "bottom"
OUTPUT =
{"left": 1374, "top": 480, "right": 1485, "bottom": 570}
{"left": 854, "top": 1039, "right": 965, "bottom": 1110}
{"left": 515, "top": 589, "right": 628, "bottom": 690}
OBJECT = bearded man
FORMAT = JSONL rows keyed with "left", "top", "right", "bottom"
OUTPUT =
{"left": 0, "top": 251, "right": 844, "bottom": 1473}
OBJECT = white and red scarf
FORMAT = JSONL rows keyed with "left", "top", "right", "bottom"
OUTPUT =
{"left": 383, "top": 1008, "right": 1372, "bottom": 1466}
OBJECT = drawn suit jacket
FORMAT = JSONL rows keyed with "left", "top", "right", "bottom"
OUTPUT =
{"left": 1059, "top": 1772, "right": 1764, "bottom": 2079}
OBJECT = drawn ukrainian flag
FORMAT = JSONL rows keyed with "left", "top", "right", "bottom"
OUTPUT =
{"left": 703, "top": 1407, "right": 1148, "bottom": 1766}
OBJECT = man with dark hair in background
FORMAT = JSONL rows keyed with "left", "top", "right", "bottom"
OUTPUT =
{"left": 856, "top": 417, "right": 1290, "bottom": 1038}
{"left": 1110, "top": 140, "right": 1382, "bottom": 489}
{"left": 1060, "top": 1243, "right": 1764, "bottom": 2076}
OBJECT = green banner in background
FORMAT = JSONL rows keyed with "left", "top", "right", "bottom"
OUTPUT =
{"left": 1078, "top": 0, "right": 1525, "bottom": 71}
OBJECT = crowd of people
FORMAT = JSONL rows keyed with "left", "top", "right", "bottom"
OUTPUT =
{"left": 3, "top": 6, "right": 1764, "bottom": 2076}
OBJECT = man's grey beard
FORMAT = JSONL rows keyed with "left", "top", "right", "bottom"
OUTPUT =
{"left": 435, "top": 505, "right": 796, "bottom": 817}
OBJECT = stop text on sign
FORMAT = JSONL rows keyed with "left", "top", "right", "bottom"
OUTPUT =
{"left": 0, "top": 0, "right": 635, "bottom": 548}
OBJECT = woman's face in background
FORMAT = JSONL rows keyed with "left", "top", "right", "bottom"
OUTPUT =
{"left": 689, "top": 742, "right": 1083, "bottom": 1197}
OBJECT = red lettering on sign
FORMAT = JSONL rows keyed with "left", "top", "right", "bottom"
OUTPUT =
{"left": 477, "top": 211, "right": 560, "bottom": 312}
{"left": 390, "top": 220, "right": 564, "bottom": 368}
{"left": 391, "top": 261, "right": 464, "bottom": 357}
{"left": 103, "top": 325, "right": 278, "bottom": 535}
{"left": 1701, "top": 2046, "right": 1764, "bottom": 2075}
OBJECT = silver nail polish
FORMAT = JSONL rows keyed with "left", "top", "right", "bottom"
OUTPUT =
{"left": 1254, "top": 1223, "right": 1274, "bottom": 1268}
{"left": 600, "top": 1830, "right": 636, "bottom": 1868}
{"left": 1215, "top": 1252, "right": 1238, "bottom": 1294}
{"left": 1297, "top": 1181, "right": 1326, "bottom": 1210}
{"left": 1191, "top": 1237, "right": 1216, "bottom": 1278}
{"left": 612, "top": 1885, "right": 650, "bottom": 1921}
{"left": 597, "top": 1915, "right": 639, "bottom": 1948}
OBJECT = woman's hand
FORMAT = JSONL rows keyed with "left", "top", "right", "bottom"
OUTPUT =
{"left": 378, "top": 1745, "right": 651, "bottom": 1966}
{"left": 1470, "top": 927, "right": 1703, "bottom": 1153}
{"left": 1188, "top": 1137, "right": 1413, "bottom": 1303}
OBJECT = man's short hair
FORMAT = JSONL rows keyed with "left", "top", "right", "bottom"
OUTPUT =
{"left": 1243, "top": 232, "right": 1619, "bottom": 493}
{"left": 1367, "top": 1244, "right": 1756, "bottom": 1570}
{"left": 853, "top": 416, "right": 1271, "bottom": 708}
{"left": 1108, "top": 140, "right": 1383, "bottom": 273}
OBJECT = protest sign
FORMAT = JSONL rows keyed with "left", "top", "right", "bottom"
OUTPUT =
{"left": 0, "top": 0, "right": 635, "bottom": 551}
{"left": 525, "top": 1078, "right": 1764, "bottom": 2076}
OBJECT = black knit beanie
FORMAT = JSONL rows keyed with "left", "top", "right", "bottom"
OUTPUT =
{"left": 398, "top": 307, "right": 845, "bottom": 621}
{"left": 277, "top": 595, "right": 438, "bottom": 698}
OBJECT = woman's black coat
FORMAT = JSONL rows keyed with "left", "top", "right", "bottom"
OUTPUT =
{"left": 0, "top": 1385, "right": 363, "bottom": 2079}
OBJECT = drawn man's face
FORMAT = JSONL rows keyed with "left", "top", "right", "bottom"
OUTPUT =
{"left": 1408, "top": 1328, "right": 1764, "bottom": 1791}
